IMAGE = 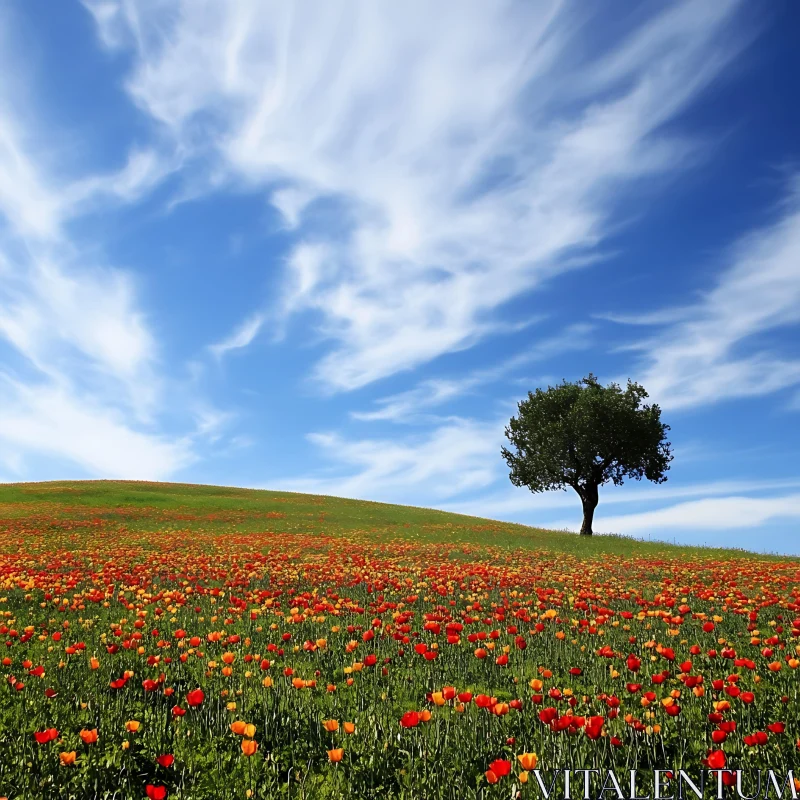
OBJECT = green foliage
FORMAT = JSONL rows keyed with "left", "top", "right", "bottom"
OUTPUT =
{"left": 502, "top": 375, "right": 672, "bottom": 533}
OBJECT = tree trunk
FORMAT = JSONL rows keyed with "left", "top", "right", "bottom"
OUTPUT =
{"left": 578, "top": 483, "right": 598, "bottom": 536}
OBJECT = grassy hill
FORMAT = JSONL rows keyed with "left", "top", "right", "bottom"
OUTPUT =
{"left": 2, "top": 480, "right": 798, "bottom": 798}
{"left": 0, "top": 479, "right": 786, "bottom": 560}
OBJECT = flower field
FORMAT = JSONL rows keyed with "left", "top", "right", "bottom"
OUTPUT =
{"left": 0, "top": 481, "right": 799, "bottom": 799}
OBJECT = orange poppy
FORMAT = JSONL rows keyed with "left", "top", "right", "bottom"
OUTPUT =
{"left": 79, "top": 729, "right": 98, "bottom": 744}
{"left": 241, "top": 739, "right": 258, "bottom": 756}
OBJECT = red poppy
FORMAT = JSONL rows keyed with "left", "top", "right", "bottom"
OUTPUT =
{"left": 538, "top": 707, "right": 558, "bottom": 725}
{"left": 768, "top": 722, "right": 785, "bottom": 734}
{"left": 488, "top": 759, "right": 511, "bottom": 777}
{"left": 156, "top": 754, "right": 174, "bottom": 768}
{"left": 146, "top": 786, "right": 168, "bottom": 800}
{"left": 34, "top": 728, "right": 58, "bottom": 744}
{"left": 186, "top": 688, "right": 204, "bottom": 707}
{"left": 400, "top": 711, "right": 420, "bottom": 728}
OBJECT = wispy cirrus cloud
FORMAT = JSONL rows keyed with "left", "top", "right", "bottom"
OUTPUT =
{"left": 441, "top": 477, "right": 800, "bottom": 519}
{"left": 82, "top": 0, "right": 752, "bottom": 392}
{"left": 612, "top": 178, "right": 800, "bottom": 409}
{"left": 591, "top": 494, "right": 800, "bottom": 536}
{"left": 272, "top": 418, "right": 504, "bottom": 503}
{"left": 208, "top": 313, "right": 266, "bottom": 360}
{"left": 0, "top": 10, "right": 203, "bottom": 478}
{"left": 351, "top": 324, "right": 594, "bottom": 423}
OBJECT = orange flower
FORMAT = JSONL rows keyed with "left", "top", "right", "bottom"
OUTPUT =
{"left": 323, "top": 720, "right": 339, "bottom": 732}
{"left": 60, "top": 751, "right": 77, "bottom": 766}
{"left": 221, "top": 652, "right": 236, "bottom": 665}
{"left": 230, "top": 721, "right": 247, "bottom": 735}
{"left": 431, "top": 692, "right": 446, "bottom": 706}
{"left": 89, "top": 657, "right": 100, "bottom": 670}
{"left": 419, "top": 710, "right": 432, "bottom": 722}
{"left": 241, "top": 739, "right": 258, "bottom": 756}
{"left": 79, "top": 729, "right": 98, "bottom": 744}
{"left": 343, "top": 722, "right": 355, "bottom": 734}
{"left": 518, "top": 753, "right": 538, "bottom": 771}
{"left": 327, "top": 748, "right": 344, "bottom": 763}
{"left": 125, "top": 720, "right": 140, "bottom": 733}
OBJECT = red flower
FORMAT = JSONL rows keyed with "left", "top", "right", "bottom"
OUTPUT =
{"left": 626, "top": 654, "right": 641, "bottom": 672}
{"left": 767, "top": 722, "right": 785, "bottom": 734}
{"left": 172, "top": 705, "right": 186, "bottom": 717}
{"left": 34, "top": 728, "right": 59, "bottom": 744}
{"left": 585, "top": 716, "right": 604, "bottom": 740}
{"left": 146, "top": 786, "right": 168, "bottom": 800}
{"left": 156, "top": 754, "right": 174, "bottom": 768}
{"left": 400, "top": 711, "right": 420, "bottom": 728}
{"left": 186, "top": 688, "right": 204, "bottom": 707}
{"left": 538, "top": 707, "right": 559, "bottom": 725}
{"left": 704, "top": 750, "right": 726, "bottom": 769}
{"left": 488, "top": 759, "right": 511, "bottom": 777}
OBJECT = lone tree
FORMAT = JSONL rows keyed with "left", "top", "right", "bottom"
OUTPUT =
{"left": 501, "top": 374, "right": 672, "bottom": 536}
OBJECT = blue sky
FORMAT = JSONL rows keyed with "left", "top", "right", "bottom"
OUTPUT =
{"left": 1, "top": 1, "right": 799, "bottom": 554}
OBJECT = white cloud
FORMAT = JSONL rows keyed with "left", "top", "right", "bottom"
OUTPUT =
{"left": 351, "top": 324, "right": 594, "bottom": 422}
{"left": 441, "top": 477, "right": 800, "bottom": 519}
{"left": 613, "top": 179, "right": 800, "bottom": 409}
{"left": 272, "top": 418, "right": 504, "bottom": 503}
{"left": 81, "top": 0, "right": 751, "bottom": 391}
{"left": 0, "top": 376, "right": 193, "bottom": 479}
{"left": 208, "top": 312, "right": 265, "bottom": 359}
{"left": 0, "top": 13, "right": 201, "bottom": 479}
{"left": 591, "top": 494, "right": 800, "bottom": 535}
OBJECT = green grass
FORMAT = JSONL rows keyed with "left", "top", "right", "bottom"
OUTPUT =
{"left": 0, "top": 479, "right": 791, "bottom": 561}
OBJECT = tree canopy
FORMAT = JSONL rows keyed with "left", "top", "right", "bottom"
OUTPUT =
{"left": 501, "top": 374, "right": 672, "bottom": 535}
